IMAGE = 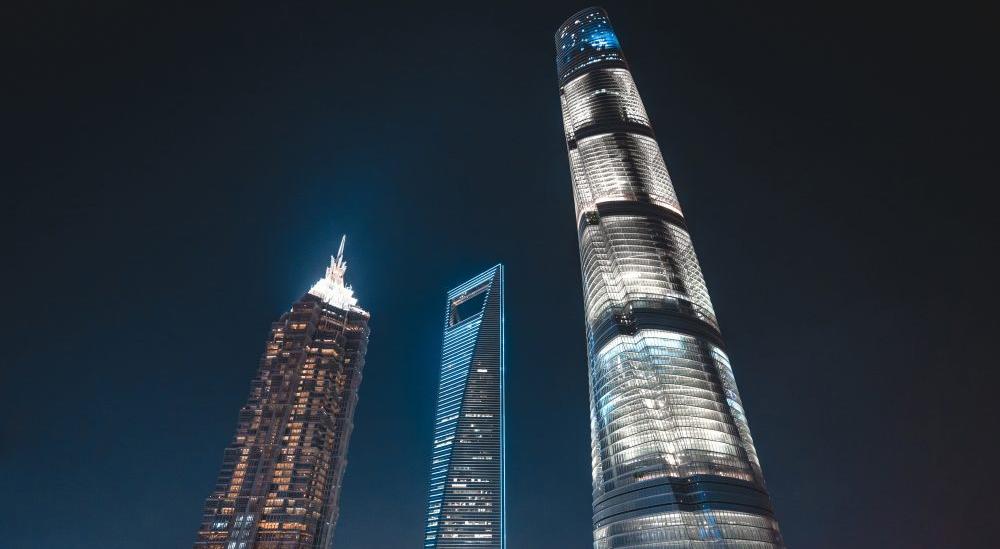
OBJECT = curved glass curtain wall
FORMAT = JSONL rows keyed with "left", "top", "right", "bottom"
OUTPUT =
{"left": 556, "top": 8, "right": 783, "bottom": 548}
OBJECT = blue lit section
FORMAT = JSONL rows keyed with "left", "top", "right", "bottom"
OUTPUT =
{"left": 556, "top": 8, "right": 626, "bottom": 83}
{"left": 424, "top": 317, "right": 481, "bottom": 544}
{"left": 424, "top": 265, "right": 504, "bottom": 548}
{"left": 498, "top": 265, "right": 505, "bottom": 549}
{"left": 582, "top": 27, "right": 620, "bottom": 50}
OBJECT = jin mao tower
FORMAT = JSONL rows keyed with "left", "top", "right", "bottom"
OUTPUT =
{"left": 194, "top": 237, "right": 370, "bottom": 549}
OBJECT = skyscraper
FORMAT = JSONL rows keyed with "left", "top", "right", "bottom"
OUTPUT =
{"left": 423, "top": 265, "right": 505, "bottom": 549}
{"left": 555, "top": 8, "right": 783, "bottom": 548}
{"left": 194, "top": 237, "right": 370, "bottom": 549}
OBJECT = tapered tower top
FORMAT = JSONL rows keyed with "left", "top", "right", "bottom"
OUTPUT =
{"left": 555, "top": 7, "right": 627, "bottom": 84}
{"left": 308, "top": 234, "right": 360, "bottom": 310}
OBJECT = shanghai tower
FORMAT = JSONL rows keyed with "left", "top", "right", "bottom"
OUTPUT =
{"left": 424, "top": 265, "right": 505, "bottom": 548}
{"left": 555, "top": 8, "right": 783, "bottom": 548}
{"left": 194, "top": 237, "right": 370, "bottom": 549}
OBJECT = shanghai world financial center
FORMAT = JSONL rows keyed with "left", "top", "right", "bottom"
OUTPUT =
{"left": 195, "top": 7, "right": 782, "bottom": 549}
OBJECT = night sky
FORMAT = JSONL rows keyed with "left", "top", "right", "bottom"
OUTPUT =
{"left": 4, "top": 1, "right": 997, "bottom": 548}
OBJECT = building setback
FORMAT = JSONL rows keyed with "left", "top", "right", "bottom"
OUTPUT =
{"left": 555, "top": 8, "right": 783, "bottom": 548}
{"left": 194, "top": 237, "right": 370, "bottom": 549}
{"left": 423, "top": 265, "right": 505, "bottom": 549}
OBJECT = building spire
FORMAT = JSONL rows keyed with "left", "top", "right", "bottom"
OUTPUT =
{"left": 326, "top": 234, "right": 348, "bottom": 284}
{"left": 309, "top": 234, "right": 358, "bottom": 309}
{"left": 335, "top": 234, "right": 346, "bottom": 269}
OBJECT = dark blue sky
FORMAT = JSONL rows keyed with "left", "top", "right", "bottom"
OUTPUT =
{"left": 4, "top": 1, "right": 996, "bottom": 548}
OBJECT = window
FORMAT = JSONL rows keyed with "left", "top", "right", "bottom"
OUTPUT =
{"left": 449, "top": 285, "right": 489, "bottom": 326}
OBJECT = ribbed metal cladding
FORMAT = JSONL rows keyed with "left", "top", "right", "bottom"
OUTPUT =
{"left": 424, "top": 265, "right": 505, "bottom": 548}
{"left": 556, "top": 8, "right": 783, "bottom": 548}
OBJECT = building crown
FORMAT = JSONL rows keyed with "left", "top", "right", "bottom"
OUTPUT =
{"left": 308, "top": 235, "right": 359, "bottom": 309}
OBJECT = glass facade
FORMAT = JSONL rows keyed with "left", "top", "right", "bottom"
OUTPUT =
{"left": 424, "top": 265, "right": 505, "bottom": 548}
{"left": 194, "top": 237, "right": 370, "bottom": 549}
{"left": 556, "top": 8, "right": 783, "bottom": 548}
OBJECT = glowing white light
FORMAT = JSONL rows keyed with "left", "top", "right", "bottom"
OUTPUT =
{"left": 308, "top": 235, "right": 359, "bottom": 310}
